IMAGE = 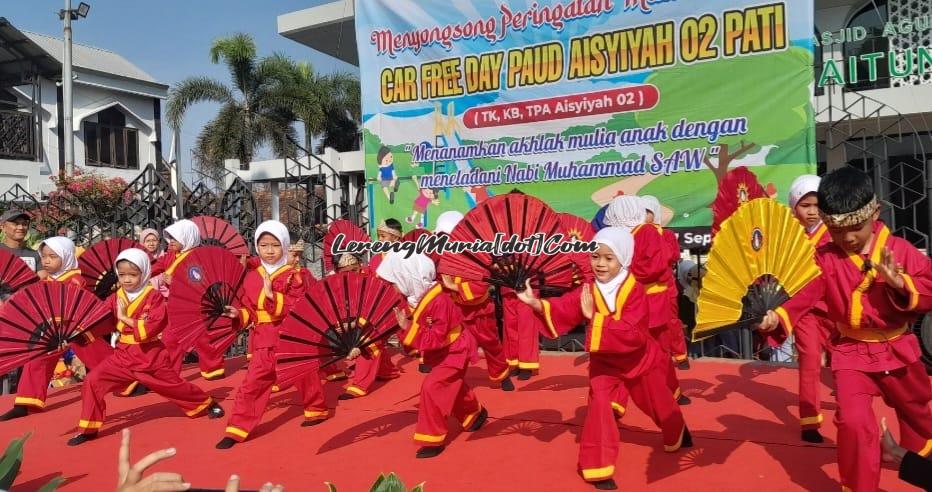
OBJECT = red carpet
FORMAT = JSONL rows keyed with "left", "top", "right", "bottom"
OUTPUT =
{"left": 0, "top": 354, "right": 921, "bottom": 491}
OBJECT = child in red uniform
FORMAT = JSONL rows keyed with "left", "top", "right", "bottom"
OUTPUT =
{"left": 67, "top": 248, "right": 224, "bottom": 445}
{"left": 0, "top": 237, "right": 114, "bottom": 420}
{"left": 434, "top": 210, "right": 513, "bottom": 391}
{"left": 216, "top": 220, "right": 329, "bottom": 449}
{"left": 604, "top": 196, "right": 687, "bottom": 413}
{"left": 518, "top": 227, "right": 692, "bottom": 490}
{"left": 761, "top": 167, "right": 932, "bottom": 492}
{"left": 786, "top": 175, "right": 835, "bottom": 443}
{"left": 380, "top": 252, "right": 488, "bottom": 458}
{"left": 152, "top": 219, "right": 224, "bottom": 379}
{"left": 642, "top": 195, "right": 690, "bottom": 370}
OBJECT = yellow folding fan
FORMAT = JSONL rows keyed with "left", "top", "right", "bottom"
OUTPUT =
{"left": 693, "top": 198, "right": 822, "bottom": 341}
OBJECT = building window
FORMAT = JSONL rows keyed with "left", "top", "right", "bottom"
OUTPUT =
{"left": 84, "top": 107, "right": 139, "bottom": 169}
{"left": 843, "top": 0, "right": 890, "bottom": 91}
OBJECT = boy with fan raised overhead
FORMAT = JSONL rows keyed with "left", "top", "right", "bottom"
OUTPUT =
{"left": 760, "top": 167, "right": 932, "bottom": 492}
{"left": 1, "top": 237, "right": 114, "bottom": 421}
{"left": 517, "top": 227, "right": 692, "bottom": 490}
{"left": 785, "top": 175, "right": 835, "bottom": 444}
{"left": 67, "top": 248, "right": 224, "bottom": 446}
{"left": 434, "top": 211, "right": 514, "bottom": 392}
{"left": 641, "top": 195, "right": 690, "bottom": 370}
{"left": 216, "top": 220, "right": 330, "bottom": 449}
{"left": 381, "top": 252, "right": 488, "bottom": 459}
{"left": 604, "top": 196, "right": 688, "bottom": 412}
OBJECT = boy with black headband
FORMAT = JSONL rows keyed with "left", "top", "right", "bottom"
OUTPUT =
{"left": 761, "top": 167, "right": 932, "bottom": 492}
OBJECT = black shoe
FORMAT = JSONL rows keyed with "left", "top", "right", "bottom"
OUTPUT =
{"left": 418, "top": 363, "right": 431, "bottom": 374}
{"left": 301, "top": 419, "right": 326, "bottom": 427}
{"left": 467, "top": 408, "right": 488, "bottom": 432}
{"left": 389, "top": 192, "right": 395, "bottom": 205}
{"left": 676, "top": 359, "right": 691, "bottom": 370}
{"left": 0, "top": 405, "right": 28, "bottom": 421}
{"left": 681, "top": 427, "right": 694, "bottom": 448}
{"left": 338, "top": 393, "right": 355, "bottom": 401}
{"left": 416, "top": 446, "right": 445, "bottom": 459}
{"left": 207, "top": 403, "right": 225, "bottom": 419}
{"left": 183, "top": 352, "right": 199, "bottom": 364}
{"left": 511, "top": 367, "right": 520, "bottom": 376}
{"left": 517, "top": 369, "right": 532, "bottom": 381}
{"left": 801, "top": 429, "right": 824, "bottom": 443}
{"left": 677, "top": 395, "right": 691, "bottom": 405}
{"left": 67, "top": 433, "right": 97, "bottom": 446}
{"left": 593, "top": 478, "right": 618, "bottom": 490}
{"left": 216, "top": 437, "right": 237, "bottom": 450}
{"left": 129, "top": 384, "right": 149, "bottom": 397}
{"left": 500, "top": 378, "right": 515, "bottom": 392}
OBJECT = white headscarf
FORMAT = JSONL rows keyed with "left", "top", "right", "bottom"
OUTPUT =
{"left": 434, "top": 211, "right": 464, "bottom": 235}
{"left": 640, "top": 195, "right": 661, "bottom": 224}
{"left": 376, "top": 251, "right": 436, "bottom": 307}
{"left": 604, "top": 196, "right": 647, "bottom": 231}
{"left": 592, "top": 227, "right": 634, "bottom": 312}
{"left": 788, "top": 174, "right": 822, "bottom": 232}
{"left": 39, "top": 236, "right": 77, "bottom": 278}
{"left": 164, "top": 220, "right": 201, "bottom": 252}
{"left": 115, "top": 248, "right": 151, "bottom": 301}
{"left": 254, "top": 220, "right": 290, "bottom": 274}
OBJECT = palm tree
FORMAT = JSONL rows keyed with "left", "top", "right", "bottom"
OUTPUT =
{"left": 166, "top": 33, "right": 298, "bottom": 176}
{"left": 288, "top": 63, "right": 361, "bottom": 154}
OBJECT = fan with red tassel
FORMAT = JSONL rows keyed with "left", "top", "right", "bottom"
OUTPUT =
{"left": 276, "top": 272, "right": 402, "bottom": 388}
{"left": 166, "top": 246, "right": 247, "bottom": 356}
{"left": 437, "top": 194, "right": 578, "bottom": 296}
{"left": 558, "top": 212, "right": 595, "bottom": 282}
{"left": 0, "top": 249, "right": 38, "bottom": 301}
{"left": 79, "top": 238, "right": 143, "bottom": 300}
{"left": 323, "top": 220, "right": 370, "bottom": 273}
{"left": 711, "top": 166, "right": 767, "bottom": 236}
{"left": 190, "top": 216, "right": 250, "bottom": 256}
{"left": 0, "top": 282, "right": 112, "bottom": 374}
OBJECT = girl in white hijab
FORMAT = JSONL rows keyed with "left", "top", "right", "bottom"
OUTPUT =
{"left": 163, "top": 219, "right": 201, "bottom": 253}
{"left": 254, "top": 220, "right": 290, "bottom": 274}
{"left": 641, "top": 195, "right": 662, "bottom": 225}
{"left": 787, "top": 175, "right": 824, "bottom": 235}
{"left": 38, "top": 236, "right": 78, "bottom": 280}
{"left": 604, "top": 196, "right": 647, "bottom": 231}
{"left": 376, "top": 251, "right": 437, "bottom": 307}
{"left": 434, "top": 211, "right": 464, "bottom": 235}
{"left": 515, "top": 226, "right": 692, "bottom": 488}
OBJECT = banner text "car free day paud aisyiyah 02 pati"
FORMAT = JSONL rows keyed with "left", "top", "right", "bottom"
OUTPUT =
{"left": 356, "top": 0, "right": 816, "bottom": 246}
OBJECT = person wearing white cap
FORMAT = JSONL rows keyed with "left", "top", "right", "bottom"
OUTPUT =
{"left": 67, "top": 248, "right": 224, "bottom": 446}
{"left": 516, "top": 227, "right": 692, "bottom": 490}
{"left": 217, "top": 221, "right": 329, "bottom": 449}
{"left": 433, "top": 212, "right": 514, "bottom": 391}
{"left": 786, "top": 174, "right": 834, "bottom": 444}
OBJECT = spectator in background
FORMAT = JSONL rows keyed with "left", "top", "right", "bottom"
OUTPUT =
{"left": 0, "top": 209, "right": 43, "bottom": 276}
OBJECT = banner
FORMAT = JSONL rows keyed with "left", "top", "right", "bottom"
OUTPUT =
{"left": 357, "top": 0, "right": 816, "bottom": 248}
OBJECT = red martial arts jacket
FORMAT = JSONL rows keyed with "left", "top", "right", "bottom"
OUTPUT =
{"left": 110, "top": 286, "right": 168, "bottom": 367}
{"left": 401, "top": 284, "right": 469, "bottom": 357}
{"left": 239, "top": 263, "right": 310, "bottom": 350}
{"left": 631, "top": 224, "right": 675, "bottom": 329}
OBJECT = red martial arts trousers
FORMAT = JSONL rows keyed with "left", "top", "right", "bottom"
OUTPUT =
{"left": 795, "top": 312, "right": 832, "bottom": 430}
{"left": 345, "top": 343, "right": 399, "bottom": 397}
{"left": 465, "top": 311, "right": 510, "bottom": 382}
{"left": 15, "top": 339, "right": 112, "bottom": 410}
{"left": 413, "top": 339, "right": 482, "bottom": 447}
{"left": 503, "top": 297, "right": 541, "bottom": 371}
{"left": 612, "top": 328, "right": 682, "bottom": 418}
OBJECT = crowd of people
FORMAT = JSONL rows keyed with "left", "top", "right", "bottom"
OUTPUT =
{"left": 0, "top": 166, "right": 929, "bottom": 491}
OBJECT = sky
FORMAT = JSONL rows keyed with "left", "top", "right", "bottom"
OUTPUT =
{"left": 4, "top": 0, "right": 358, "bottom": 182}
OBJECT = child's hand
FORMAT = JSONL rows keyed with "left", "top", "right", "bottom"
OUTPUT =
{"left": 222, "top": 306, "right": 239, "bottom": 319}
{"left": 440, "top": 274, "right": 458, "bottom": 292}
{"left": 876, "top": 248, "right": 905, "bottom": 291}
{"left": 758, "top": 310, "right": 780, "bottom": 332}
{"left": 580, "top": 286, "right": 594, "bottom": 320}
{"left": 516, "top": 279, "right": 542, "bottom": 312}
{"left": 346, "top": 347, "right": 362, "bottom": 361}
{"left": 117, "top": 297, "right": 129, "bottom": 321}
{"left": 163, "top": 273, "right": 172, "bottom": 286}
{"left": 261, "top": 272, "right": 274, "bottom": 300}
{"left": 36, "top": 270, "right": 49, "bottom": 280}
{"left": 394, "top": 308, "right": 411, "bottom": 331}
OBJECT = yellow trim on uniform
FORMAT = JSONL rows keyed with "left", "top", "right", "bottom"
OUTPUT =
{"left": 590, "top": 313, "right": 606, "bottom": 352}
{"left": 413, "top": 432, "right": 446, "bottom": 443}
{"left": 611, "top": 402, "right": 626, "bottom": 415}
{"left": 119, "top": 381, "right": 139, "bottom": 396}
{"left": 589, "top": 277, "right": 636, "bottom": 352}
{"left": 917, "top": 439, "right": 932, "bottom": 457}
{"left": 460, "top": 405, "right": 483, "bottom": 429}
{"left": 799, "top": 414, "right": 824, "bottom": 426}
{"left": 165, "top": 250, "right": 193, "bottom": 275}
{"left": 774, "top": 307, "right": 794, "bottom": 336}
{"left": 540, "top": 300, "right": 560, "bottom": 338}
{"left": 345, "top": 385, "right": 367, "bottom": 396}
{"left": 673, "top": 353, "right": 688, "bottom": 362}
{"left": 846, "top": 226, "right": 890, "bottom": 330}
{"left": 79, "top": 419, "right": 103, "bottom": 429}
{"left": 304, "top": 409, "right": 330, "bottom": 419}
{"left": 273, "top": 292, "right": 285, "bottom": 317}
{"left": 518, "top": 361, "right": 539, "bottom": 370}
{"left": 136, "top": 319, "right": 147, "bottom": 342}
{"left": 837, "top": 324, "right": 907, "bottom": 343}
{"left": 326, "top": 371, "right": 347, "bottom": 382}
{"left": 581, "top": 465, "right": 615, "bottom": 481}
{"left": 14, "top": 397, "right": 45, "bottom": 408}
{"left": 673, "top": 388, "right": 682, "bottom": 400}
{"left": 490, "top": 366, "right": 511, "bottom": 383}
{"left": 645, "top": 282, "right": 668, "bottom": 295}
{"left": 185, "top": 398, "right": 213, "bottom": 417}
{"left": 403, "top": 284, "right": 443, "bottom": 347}
{"left": 506, "top": 359, "right": 519, "bottom": 367}
{"left": 445, "top": 325, "right": 463, "bottom": 345}
{"left": 200, "top": 368, "right": 225, "bottom": 379}
{"left": 900, "top": 273, "right": 920, "bottom": 310}
{"left": 225, "top": 426, "right": 249, "bottom": 439}
{"left": 664, "top": 426, "right": 686, "bottom": 452}
{"left": 460, "top": 281, "right": 475, "bottom": 301}
{"left": 271, "top": 385, "right": 280, "bottom": 393}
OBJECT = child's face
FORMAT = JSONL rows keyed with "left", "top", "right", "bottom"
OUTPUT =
{"left": 116, "top": 261, "right": 143, "bottom": 291}
{"left": 337, "top": 263, "right": 361, "bottom": 273}
{"left": 257, "top": 233, "right": 283, "bottom": 266}
{"left": 827, "top": 212, "right": 878, "bottom": 253}
{"left": 794, "top": 193, "right": 821, "bottom": 228}
{"left": 288, "top": 250, "right": 302, "bottom": 265}
{"left": 165, "top": 235, "right": 182, "bottom": 253}
{"left": 377, "top": 231, "right": 399, "bottom": 242}
{"left": 590, "top": 244, "right": 622, "bottom": 283}
{"left": 645, "top": 210, "right": 655, "bottom": 224}
{"left": 380, "top": 153, "right": 394, "bottom": 167}
{"left": 40, "top": 245, "right": 63, "bottom": 274}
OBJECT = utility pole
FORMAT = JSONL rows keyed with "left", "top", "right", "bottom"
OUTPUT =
{"left": 59, "top": 1, "right": 89, "bottom": 175}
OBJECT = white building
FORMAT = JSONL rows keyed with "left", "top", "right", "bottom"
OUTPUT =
{"left": 0, "top": 18, "right": 167, "bottom": 194}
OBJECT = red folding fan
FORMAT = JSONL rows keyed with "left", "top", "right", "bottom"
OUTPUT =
{"left": 323, "top": 220, "right": 370, "bottom": 273}
{"left": 78, "top": 238, "right": 143, "bottom": 300}
{"left": 558, "top": 212, "right": 595, "bottom": 282}
{"left": 191, "top": 215, "right": 250, "bottom": 256}
{"left": 166, "top": 246, "right": 247, "bottom": 354}
{"left": 437, "top": 194, "right": 578, "bottom": 296}
{"left": 0, "top": 248, "right": 38, "bottom": 301}
{"left": 276, "top": 272, "right": 403, "bottom": 388}
{"left": 0, "top": 282, "right": 112, "bottom": 374}
{"left": 711, "top": 166, "right": 767, "bottom": 236}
